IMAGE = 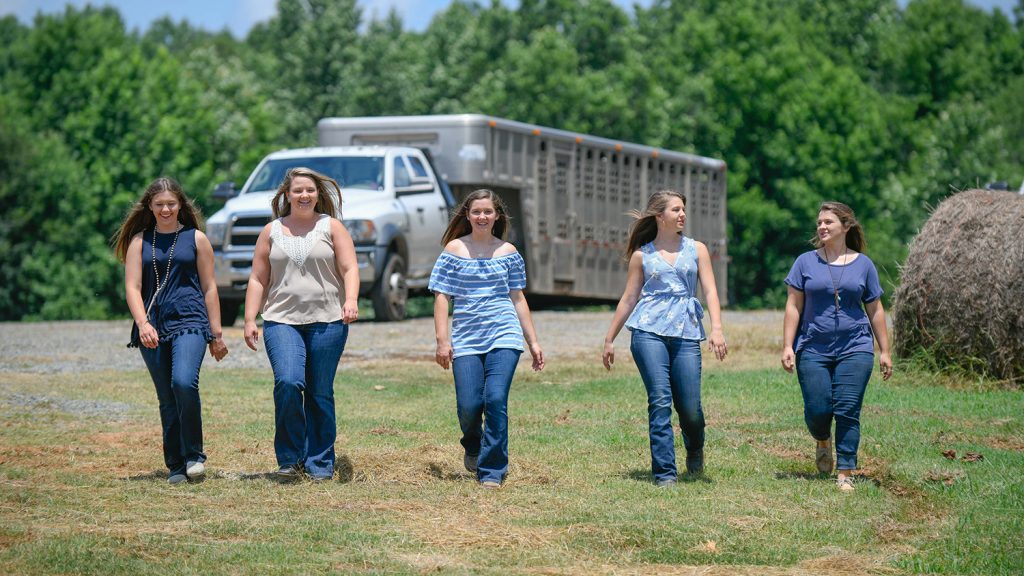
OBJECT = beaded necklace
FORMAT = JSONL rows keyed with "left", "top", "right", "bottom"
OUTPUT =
{"left": 145, "top": 224, "right": 181, "bottom": 319}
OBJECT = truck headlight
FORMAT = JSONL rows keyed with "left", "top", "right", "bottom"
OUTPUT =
{"left": 344, "top": 219, "right": 377, "bottom": 244}
{"left": 207, "top": 221, "right": 226, "bottom": 247}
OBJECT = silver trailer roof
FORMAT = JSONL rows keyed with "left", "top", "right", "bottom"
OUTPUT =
{"left": 318, "top": 114, "right": 726, "bottom": 171}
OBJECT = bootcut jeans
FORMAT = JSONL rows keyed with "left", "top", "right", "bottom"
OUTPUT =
{"left": 264, "top": 320, "right": 348, "bottom": 479}
{"left": 629, "top": 329, "right": 705, "bottom": 482}
{"left": 139, "top": 332, "right": 208, "bottom": 477}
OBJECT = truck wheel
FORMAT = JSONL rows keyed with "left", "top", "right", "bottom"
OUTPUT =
{"left": 372, "top": 252, "right": 408, "bottom": 322}
{"left": 220, "top": 299, "right": 241, "bottom": 327}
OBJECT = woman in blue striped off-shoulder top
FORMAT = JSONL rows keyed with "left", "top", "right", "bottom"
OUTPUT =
{"left": 430, "top": 189, "right": 545, "bottom": 489}
{"left": 602, "top": 190, "right": 728, "bottom": 487}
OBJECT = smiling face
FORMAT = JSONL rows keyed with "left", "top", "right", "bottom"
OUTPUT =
{"left": 657, "top": 196, "right": 686, "bottom": 233}
{"left": 149, "top": 191, "right": 180, "bottom": 230}
{"left": 287, "top": 176, "right": 318, "bottom": 215}
{"left": 817, "top": 210, "right": 849, "bottom": 245}
{"left": 467, "top": 198, "right": 498, "bottom": 235}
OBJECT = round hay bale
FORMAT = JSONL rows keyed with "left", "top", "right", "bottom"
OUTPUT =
{"left": 893, "top": 189, "right": 1024, "bottom": 382}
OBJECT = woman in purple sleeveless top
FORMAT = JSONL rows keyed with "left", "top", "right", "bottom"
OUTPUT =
{"left": 781, "top": 201, "right": 892, "bottom": 492}
{"left": 114, "top": 178, "right": 228, "bottom": 485}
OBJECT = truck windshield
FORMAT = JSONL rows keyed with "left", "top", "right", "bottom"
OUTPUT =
{"left": 244, "top": 157, "right": 385, "bottom": 193}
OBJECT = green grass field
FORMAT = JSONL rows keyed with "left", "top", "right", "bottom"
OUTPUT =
{"left": 1, "top": 349, "right": 1022, "bottom": 574}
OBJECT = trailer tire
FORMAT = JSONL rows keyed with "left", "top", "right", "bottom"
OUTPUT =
{"left": 372, "top": 252, "right": 408, "bottom": 322}
{"left": 220, "top": 299, "right": 241, "bottom": 327}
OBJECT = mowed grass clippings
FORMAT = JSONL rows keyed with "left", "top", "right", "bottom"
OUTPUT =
{"left": 0, "top": 342, "right": 1021, "bottom": 574}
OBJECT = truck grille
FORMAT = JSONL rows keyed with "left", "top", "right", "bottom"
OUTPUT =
{"left": 228, "top": 215, "right": 270, "bottom": 249}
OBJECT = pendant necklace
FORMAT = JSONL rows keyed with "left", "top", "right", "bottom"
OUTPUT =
{"left": 824, "top": 245, "right": 847, "bottom": 310}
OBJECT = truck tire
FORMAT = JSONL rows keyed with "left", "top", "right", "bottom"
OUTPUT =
{"left": 372, "top": 252, "right": 408, "bottom": 322}
{"left": 220, "top": 299, "right": 241, "bottom": 327}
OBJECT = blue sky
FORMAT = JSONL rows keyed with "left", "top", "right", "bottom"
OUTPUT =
{"left": 2, "top": 0, "right": 1019, "bottom": 36}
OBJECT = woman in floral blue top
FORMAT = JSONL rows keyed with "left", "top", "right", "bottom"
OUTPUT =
{"left": 602, "top": 190, "right": 727, "bottom": 487}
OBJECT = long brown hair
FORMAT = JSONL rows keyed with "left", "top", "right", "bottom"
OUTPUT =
{"left": 112, "top": 177, "right": 203, "bottom": 262}
{"left": 271, "top": 167, "right": 341, "bottom": 219}
{"left": 812, "top": 201, "right": 866, "bottom": 252}
{"left": 440, "top": 189, "right": 511, "bottom": 245}
{"left": 623, "top": 189, "right": 686, "bottom": 259}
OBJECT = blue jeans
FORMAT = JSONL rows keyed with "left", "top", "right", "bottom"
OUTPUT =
{"left": 264, "top": 320, "right": 348, "bottom": 478}
{"left": 629, "top": 329, "right": 705, "bottom": 482}
{"left": 452, "top": 348, "right": 521, "bottom": 483}
{"left": 796, "top": 351, "right": 874, "bottom": 470}
{"left": 139, "top": 332, "right": 208, "bottom": 476}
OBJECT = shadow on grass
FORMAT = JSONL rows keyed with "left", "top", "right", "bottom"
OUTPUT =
{"left": 774, "top": 470, "right": 831, "bottom": 481}
{"left": 125, "top": 470, "right": 168, "bottom": 482}
{"left": 427, "top": 461, "right": 472, "bottom": 481}
{"left": 622, "top": 468, "right": 712, "bottom": 485}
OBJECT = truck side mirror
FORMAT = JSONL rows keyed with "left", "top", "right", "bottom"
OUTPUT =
{"left": 213, "top": 181, "right": 237, "bottom": 200}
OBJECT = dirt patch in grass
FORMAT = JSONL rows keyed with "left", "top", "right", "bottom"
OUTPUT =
{"left": 981, "top": 436, "right": 1024, "bottom": 452}
{"left": 521, "top": 557, "right": 897, "bottom": 576}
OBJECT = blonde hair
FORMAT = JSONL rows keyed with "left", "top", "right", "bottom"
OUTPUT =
{"left": 112, "top": 177, "right": 203, "bottom": 262}
{"left": 271, "top": 167, "right": 341, "bottom": 219}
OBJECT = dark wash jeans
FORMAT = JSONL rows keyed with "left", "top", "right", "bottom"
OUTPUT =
{"left": 795, "top": 350, "right": 874, "bottom": 470}
{"left": 264, "top": 320, "right": 348, "bottom": 479}
{"left": 451, "top": 348, "right": 522, "bottom": 483}
{"left": 629, "top": 329, "right": 705, "bottom": 482}
{"left": 139, "top": 332, "right": 208, "bottom": 476}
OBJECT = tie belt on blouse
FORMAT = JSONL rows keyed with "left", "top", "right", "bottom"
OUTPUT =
{"left": 642, "top": 294, "right": 705, "bottom": 319}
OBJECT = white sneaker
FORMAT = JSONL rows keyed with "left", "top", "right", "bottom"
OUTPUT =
{"left": 186, "top": 461, "right": 206, "bottom": 479}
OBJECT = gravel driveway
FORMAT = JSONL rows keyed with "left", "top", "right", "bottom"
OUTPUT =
{"left": 0, "top": 311, "right": 782, "bottom": 374}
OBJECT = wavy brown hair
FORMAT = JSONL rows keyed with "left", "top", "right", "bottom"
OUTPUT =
{"left": 623, "top": 189, "right": 686, "bottom": 260}
{"left": 112, "top": 177, "right": 203, "bottom": 262}
{"left": 440, "top": 189, "right": 511, "bottom": 245}
{"left": 812, "top": 201, "right": 866, "bottom": 252}
{"left": 271, "top": 167, "right": 341, "bottom": 219}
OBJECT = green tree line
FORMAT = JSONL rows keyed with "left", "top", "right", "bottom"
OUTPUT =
{"left": 1, "top": 0, "right": 1021, "bottom": 319}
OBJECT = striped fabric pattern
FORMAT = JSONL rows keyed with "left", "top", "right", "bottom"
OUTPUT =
{"left": 429, "top": 251, "right": 527, "bottom": 358}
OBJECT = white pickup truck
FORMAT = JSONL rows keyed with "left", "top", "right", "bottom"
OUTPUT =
{"left": 206, "top": 146, "right": 455, "bottom": 323}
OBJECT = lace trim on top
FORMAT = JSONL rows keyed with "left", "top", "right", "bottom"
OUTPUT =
{"left": 270, "top": 215, "right": 331, "bottom": 268}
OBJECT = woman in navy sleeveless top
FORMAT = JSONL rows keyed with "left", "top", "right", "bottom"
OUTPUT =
{"left": 781, "top": 201, "right": 892, "bottom": 492}
{"left": 602, "top": 190, "right": 728, "bottom": 487}
{"left": 114, "top": 178, "right": 228, "bottom": 484}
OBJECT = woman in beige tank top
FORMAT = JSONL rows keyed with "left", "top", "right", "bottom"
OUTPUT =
{"left": 243, "top": 167, "right": 360, "bottom": 481}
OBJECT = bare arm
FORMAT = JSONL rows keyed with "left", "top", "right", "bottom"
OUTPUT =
{"left": 781, "top": 286, "right": 804, "bottom": 372}
{"left": 195, "top": 231, "right": 228, "bottom": 361}
{"left": 433, "top": 292, "right": 453, "bottom": 369}
{"left": 243, "top": 224, "right": 273, "bottom": 351}
{"left": 696, "top": 242, "right": 727, "bottom": 361}
{"left": 511, "top": 289, "right": 544, "bottom": 371}
{"left": 865, "top": 299, "right": 892, "bottom": 380}
{"left": 124, "top": 233, "right": 159, "bottom": 348}
{"left": 602, "top": 251, "right": 645, "bottom": 370}
{"left": 330, "top": 219, "right": 360, "bottom": 324}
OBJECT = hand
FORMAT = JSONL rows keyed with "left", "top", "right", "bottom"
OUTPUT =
{"left": 209, "top": 336, "right": 229, "bottom": 362}
{"left": 603, "top": 341, "right": 615, "bottom": 370}
{"left": 879, "top": 352, "right": 893, "bottom": 381}
{"left": 781, "top": 347, "right": 795, "bottom": 373}
{"left": 342, "top": 300, "right": 359, "bottom": 324}
{"left": 529, "top": 343, "right": 545, "bottom": 372}
{"left": 435, "top": 341, "right": 453, "bottom": 370}
{"left": 709, "top": 329, "right": 728, "bottom": 361}
{"left": 244, "top": 320, "right": 260, "bottom": 351}
{"left": 138, "top": 321, "right": 159, "bottom": 349}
